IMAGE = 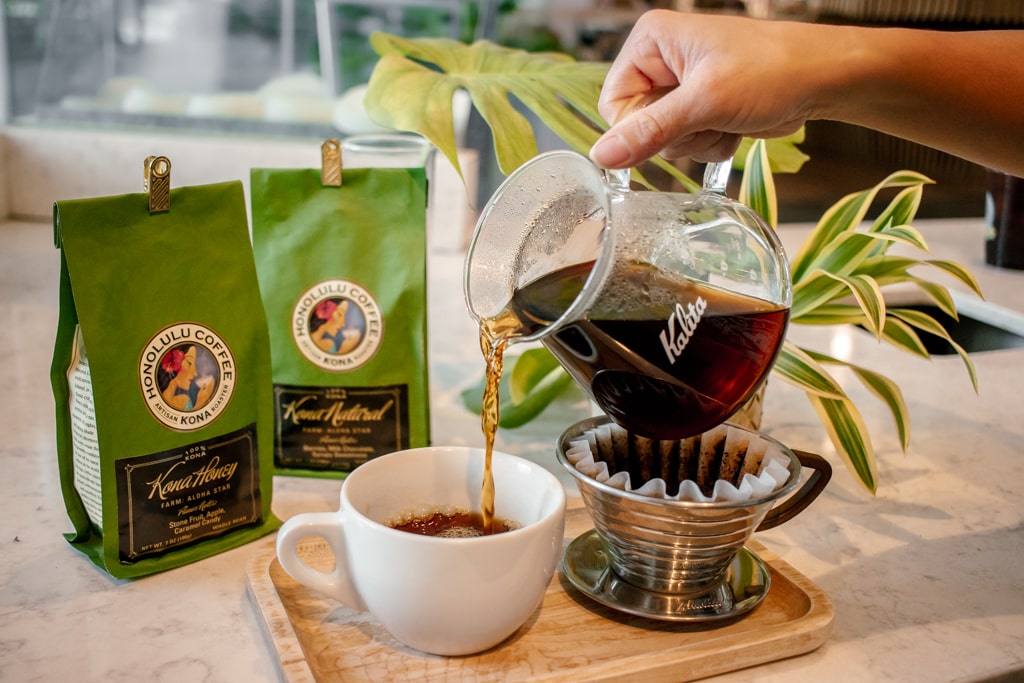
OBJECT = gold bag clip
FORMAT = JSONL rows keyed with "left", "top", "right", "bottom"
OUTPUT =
{"left": 321, "top": 139, "right": 342, "bottom": 187}
{"left": 144, "top": 155, "right": 172, "bottom": 213}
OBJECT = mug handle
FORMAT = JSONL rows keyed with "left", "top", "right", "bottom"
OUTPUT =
{"left": 755, "top": 450, "right": 832, "bottom": 531}
{"left": 275, "top": 511, "right": 367, "bottom": 611}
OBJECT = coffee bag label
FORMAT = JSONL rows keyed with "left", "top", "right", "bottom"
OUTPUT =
{"left": 67, "top": 327, "right": 103, "bottom": 527}
{"left": 138, "top": 322, "right": 236, "bottom": 431}
{"left": 292, "top": 279, "right": 384, "bottom": 372}
{"left": 115, "top": 424, "right": 261, "bottom": 562}
{"left": 273, "top": 383, "right": 410, "bottom": 470}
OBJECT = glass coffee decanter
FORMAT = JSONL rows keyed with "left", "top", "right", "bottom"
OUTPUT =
{"left": 465, "top": 151, "right": 792, "bottom": 440}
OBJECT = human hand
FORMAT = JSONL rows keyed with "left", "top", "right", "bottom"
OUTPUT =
{"left": 589, "top": 11, "right": 830, "bottom": 168}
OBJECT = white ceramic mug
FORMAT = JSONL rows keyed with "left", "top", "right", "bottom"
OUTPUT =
{"left": 275, "top": 446, "right": 567, "bottom": 656}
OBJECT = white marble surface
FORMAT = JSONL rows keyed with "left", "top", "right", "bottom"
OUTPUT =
{"left": 1, "top": 129, "right": 1023, "bottom": 682}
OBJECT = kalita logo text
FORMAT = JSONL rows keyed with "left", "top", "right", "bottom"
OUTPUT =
{"left": 659, "top": 296, "right": 707, "bottom": 365}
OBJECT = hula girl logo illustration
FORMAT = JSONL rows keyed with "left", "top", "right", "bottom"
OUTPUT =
{"left": 139, "top": 322, "right": 236, "bottom": 431}
{"left": 293, "top": 279, "right": 383, "bottom": 371}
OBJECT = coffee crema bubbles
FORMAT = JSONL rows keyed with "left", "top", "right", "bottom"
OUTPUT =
{"left": 385, "top": 505, "right": 521, "bottom": 538}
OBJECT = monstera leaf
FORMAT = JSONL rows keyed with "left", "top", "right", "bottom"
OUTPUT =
{"left": 367, "top": 34, "right": 606, "bottom": 175}
{"left": 366, "top": 32, "right": 810, "bottom": 190}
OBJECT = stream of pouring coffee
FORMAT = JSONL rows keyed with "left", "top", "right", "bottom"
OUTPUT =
{"left": 477, "top": 311, "right": 521, "bottom": 535}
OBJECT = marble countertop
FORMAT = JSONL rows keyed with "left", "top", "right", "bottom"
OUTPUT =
{"left": 2, "top": 151, "right": 1023, "bottom": 681}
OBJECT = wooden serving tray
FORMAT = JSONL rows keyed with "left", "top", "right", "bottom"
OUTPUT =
{"left": 246, "top": 501, "right": 834, "bottom": 682}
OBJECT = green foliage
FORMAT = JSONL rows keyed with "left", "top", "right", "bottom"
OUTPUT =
{"left": 743, "top": 142, "right": 980, "bottom": 492}
{"left": 367, "top": 33, "right": 608, "bottom": 177}
{"left": 364, "top": 34, "right": 982, "bottom": 492}
{"left": 459, "top": 348, "right": 573, "bottom": 429}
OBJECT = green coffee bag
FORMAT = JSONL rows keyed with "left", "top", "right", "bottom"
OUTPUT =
{"left": 52, "top": 175, "right": 279, "bottom": 578}
{"left": 251, "top": 157, "right": 430, "bottom": 477}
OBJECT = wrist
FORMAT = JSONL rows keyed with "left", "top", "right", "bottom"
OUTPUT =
{"left": 809, "top": 24, "right": 903, "bottom": 123}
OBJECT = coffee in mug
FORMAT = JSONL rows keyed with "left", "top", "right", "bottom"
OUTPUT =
{"left": 385, "top": 506, "right": 521, "bottom": 537}
{"left": 275, "top": 446, "right": 566, "bottom": 656}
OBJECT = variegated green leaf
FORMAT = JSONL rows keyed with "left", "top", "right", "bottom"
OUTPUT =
{"left": 908, "top": 278, "right": 957, "bottom": 319}
{"left": 889, "top": 309, "right": 979, "bottom": 392}
{"left": 889, "top": 307, "right": 951, "bottom": 339}
{"left": 820, "top": 225, "right": 929, "bottom": 279}
{"left": 854, "top": 254, "right": 919, "bottom": 280}
{"left": 806, "top": 350, "right": 911, "bottom": 452}
{"left": 791, "top": 270, "right": 850, "bottom": 318}
{"left": 875, "top": 223, "right": 930, "bottom": 252}
{"left": 854, "top": 369, "right": 911, "bottom": 452}
{"left": 790, "top": 188, "right": 875, "bottom": 281}
{"left": 868, "top": 184, "right": 928, "bottom": 236}
{"left": 819, "top": 272, "right": 885, "bottom": 337}
{"left": 808, "top": 231, "right": 887, "bottom": 279}
{"left": 791, "top": 303, "right": 866, "bottom": 326}
{"left": 879, "top": 316, "right": 930, "bottom": 358}
{"left": 799, "top": 216, "right": 929, "bottom": 283}
{"left": 738, "top": 139, "right": 777, "bottom": 228}
{"left": 944, "top": 338, "right": 979, "bottom": 393}
{"left": 922, "top": 259, "right": 985, "bottom": 298}
{"left": 770, "top": 341, "right": 847, "bottom": 398}
{"left": 806, "top": 393, "right": 878, "bottom": 493}
{"left": 790, "top": 170, "right": 932, "bottom": 281}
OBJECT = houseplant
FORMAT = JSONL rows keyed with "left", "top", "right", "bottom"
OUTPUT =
{"left": 363, "top": 34, "right": 981, "bottom": 492}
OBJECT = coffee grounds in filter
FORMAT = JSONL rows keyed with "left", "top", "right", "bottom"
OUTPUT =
{"left": 564, "top": 422, "right": 790, "bottom": 503}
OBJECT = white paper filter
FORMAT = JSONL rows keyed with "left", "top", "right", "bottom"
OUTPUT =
{"left": 565, "top": 423, "right": 790, "bottom": 503}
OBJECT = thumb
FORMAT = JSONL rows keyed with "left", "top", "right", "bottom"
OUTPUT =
{"left": 589, "top": 129, "right": 636, "bottom": 169}
{"left": 589, "top": 98, "right": 695, "bottom": 169}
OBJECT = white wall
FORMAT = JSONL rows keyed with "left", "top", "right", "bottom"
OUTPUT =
{"left": 0, "top": 125, "right": 478, "bottom": 250}
{"left": 0, "top": 133, "right": 8, "bottom": 219}
{"left": 0, "top": 6, "right": 8, "bottom": 126}
{"left": 2, "top": 126, "right": 316, "bottom": 219}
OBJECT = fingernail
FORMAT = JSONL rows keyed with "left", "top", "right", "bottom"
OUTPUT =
{"left": 589, "top": 134, "right": 632, "bottom": 169}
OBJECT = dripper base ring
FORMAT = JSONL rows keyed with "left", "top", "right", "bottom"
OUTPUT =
{"left": 561, "top": 530, "right": 770, "bottom": 623}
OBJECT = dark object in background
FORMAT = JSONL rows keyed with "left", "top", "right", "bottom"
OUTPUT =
{"left": 985, "top": 170, "right": 1024, "bottom": 270}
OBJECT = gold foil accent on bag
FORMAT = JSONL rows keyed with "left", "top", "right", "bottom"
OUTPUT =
{"left": 321, "top": 139, "right": 342, "bottom": 187}
{"left": 143, "top": 155, "right": 172, "bottom": 213}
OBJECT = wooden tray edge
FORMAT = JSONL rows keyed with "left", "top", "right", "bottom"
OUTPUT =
{"left": 246, "top": 505, "right": 835, "bottom": 683}
{"left": 246, "top": 536, "right": 317, "bottom": 683}
{"left": 531, "top": 539, "right": 835, "bottom": 683}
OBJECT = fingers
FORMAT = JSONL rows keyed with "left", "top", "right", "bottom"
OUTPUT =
{"left": 589, "top": 127, "right": 741, "bottom": 169}
{"left": 663, "top": 131, "right": 742, "bottom": 163}
{"left": 590, "top": 106, "right": 672, "bottom": 169}
{"left": 588, "top": 131, "right": 635, "bottom": 169}
{"left": 589, "top": 103, "right": 742, "bottom": 169}
{"left": 589, "top": 10, "right": 821, "bottom": 169}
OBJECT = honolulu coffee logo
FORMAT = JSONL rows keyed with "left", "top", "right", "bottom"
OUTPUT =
{"left": 293, "top": 279, "right": 383, "bottom": 371}
{"left": 139, "top": 322, "right": 236, "bottom": 431}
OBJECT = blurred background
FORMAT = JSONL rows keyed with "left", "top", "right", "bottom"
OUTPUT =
{"left": 3, "top": 0, "right": 1023, "bottom": 219}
